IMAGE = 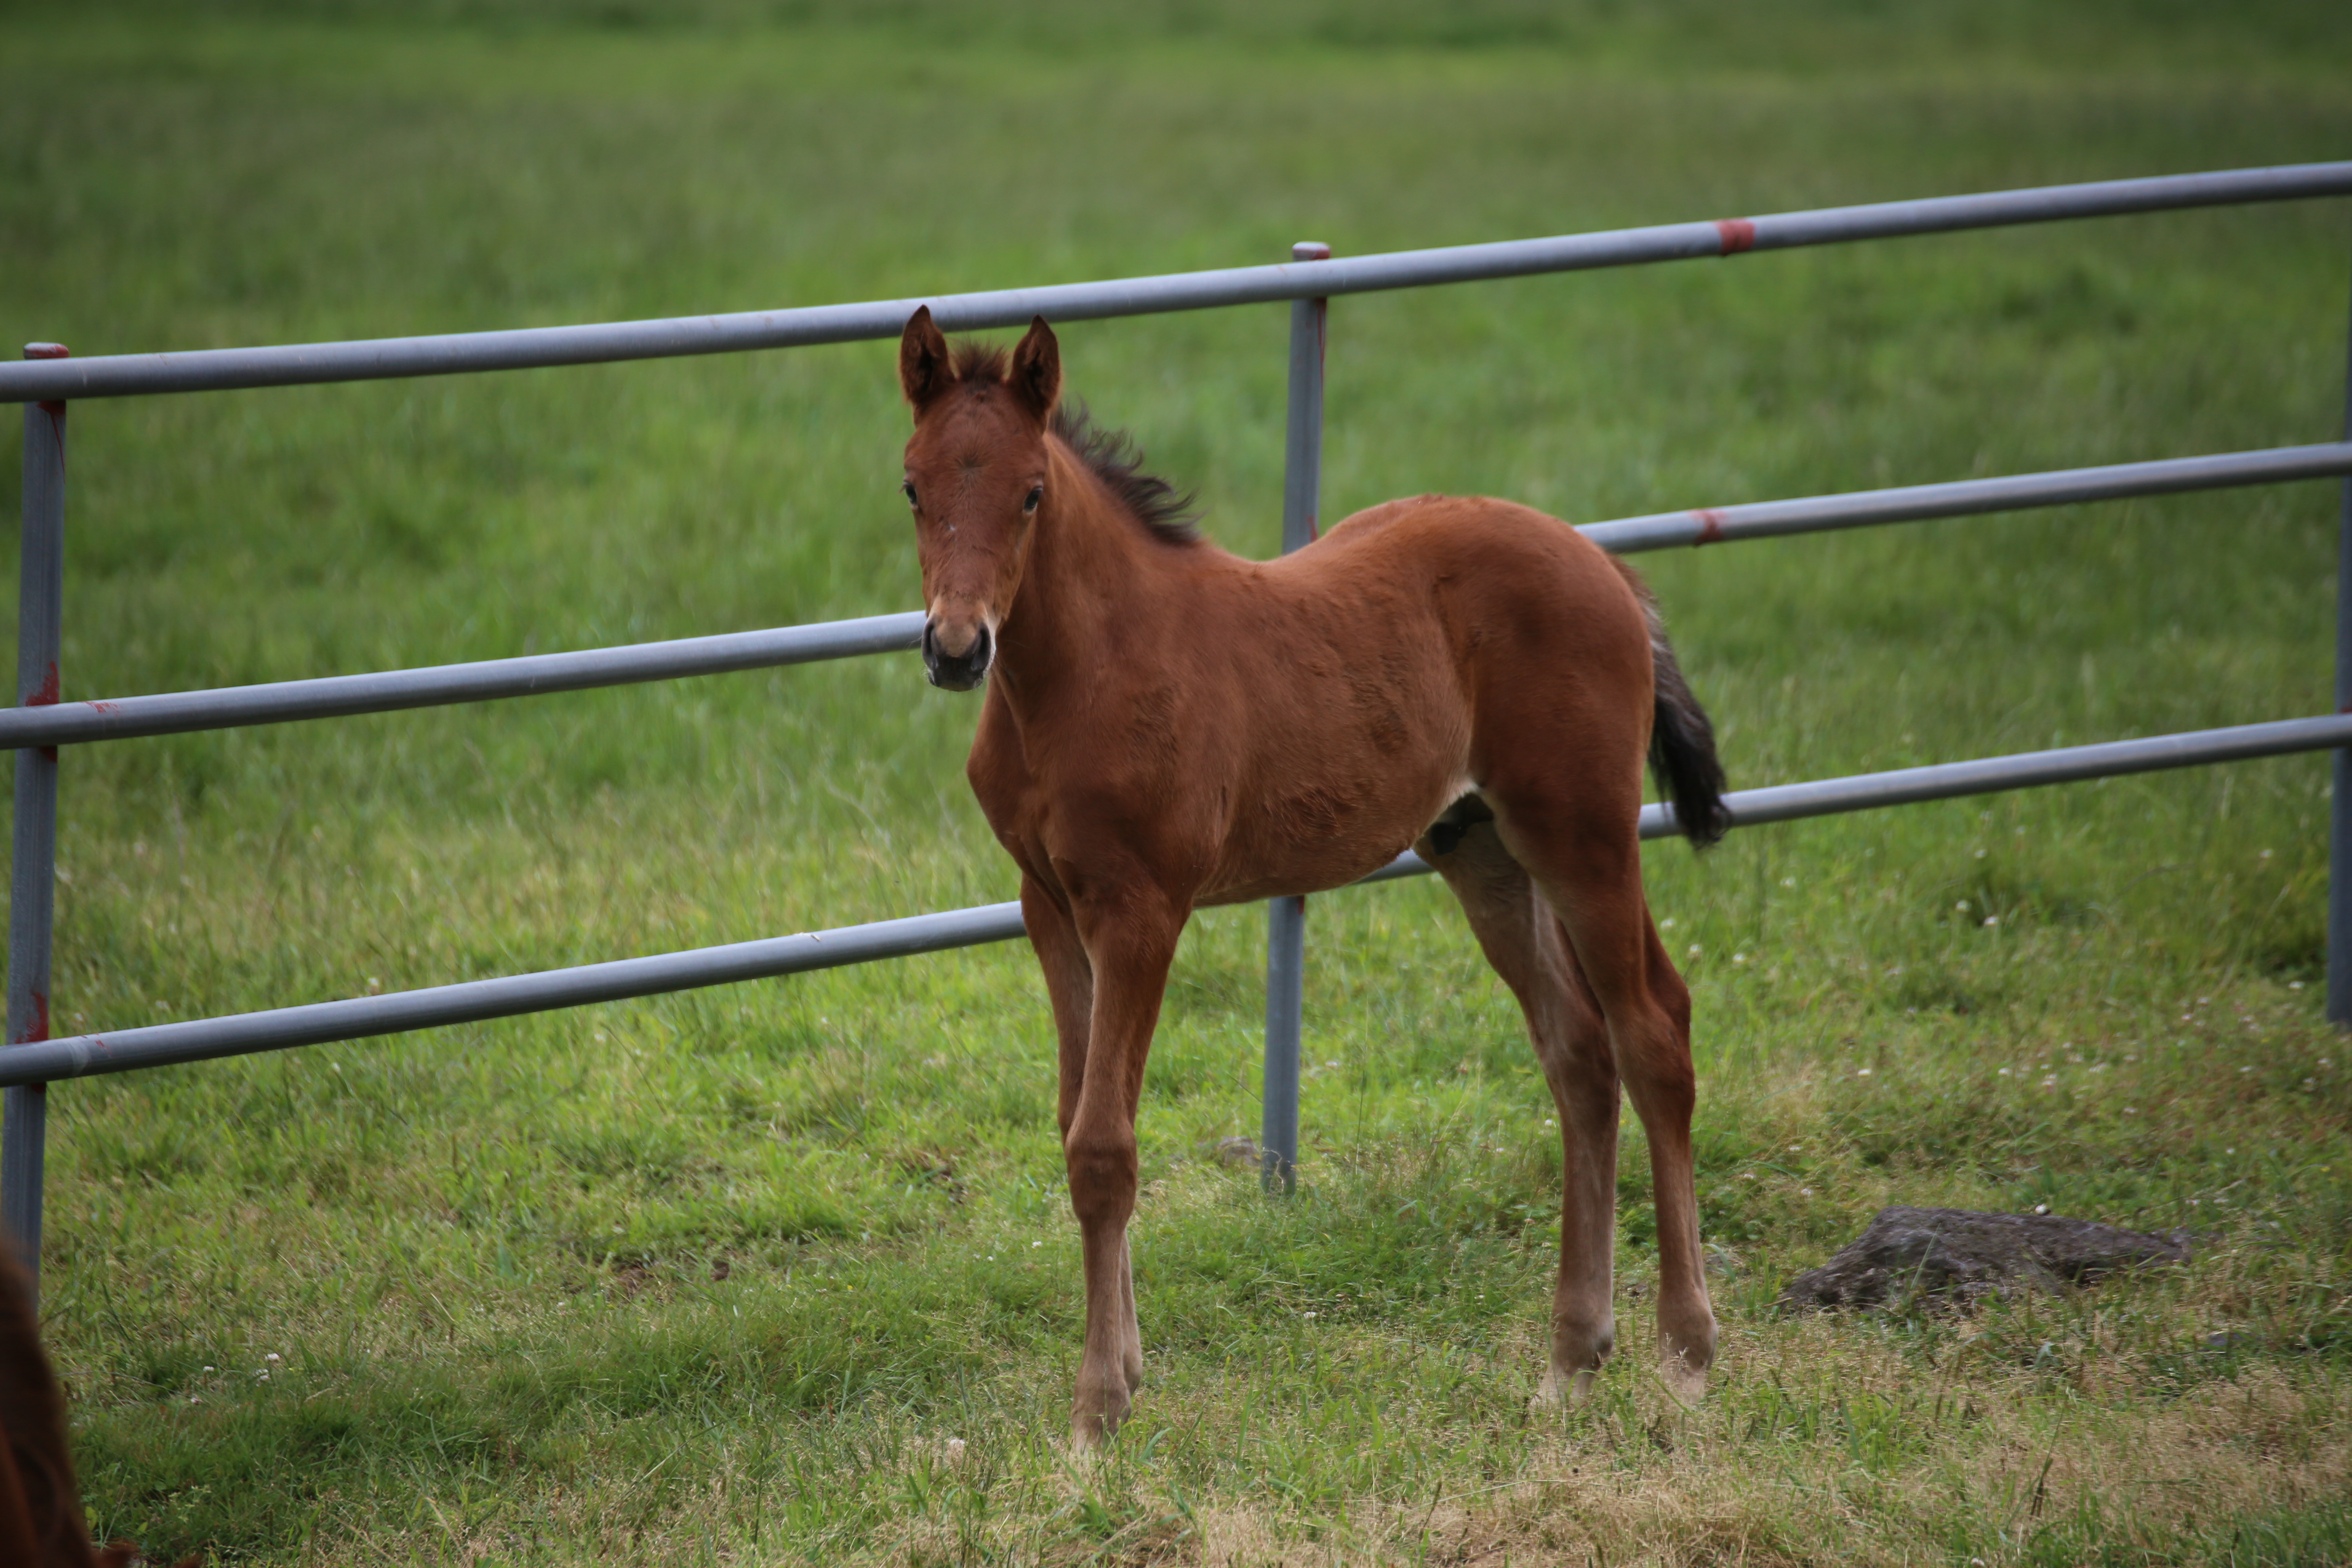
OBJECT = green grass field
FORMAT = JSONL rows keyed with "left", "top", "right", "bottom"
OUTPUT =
{"left": 2, "top": 3, "right": 2351, "bottom": 1561}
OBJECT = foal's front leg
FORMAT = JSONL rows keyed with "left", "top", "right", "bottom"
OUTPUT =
{"left": 1059, "top": 893, "right": 1183, "bottom": 1451}
{"left": 1025, "top": 878, "right": 1143, "bottom": 1409}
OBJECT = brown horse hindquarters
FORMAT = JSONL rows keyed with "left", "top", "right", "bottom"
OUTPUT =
{"left": 1192, "top": 496, "right": 1642, "bottom": 904}
{"left": 1343, "top": 499, "right": 1716, "bottom": 1400}
{"left": 1224, "top": 494, "right": 1717, "bottom": 1396}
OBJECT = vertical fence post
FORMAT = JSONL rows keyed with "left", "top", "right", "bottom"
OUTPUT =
{"left": 1263, "top": 243, "right": 1329, "bottom": 1194}
{"left": 2333, "top": 256, "right": 2352, "bottom": 1029}
{"left": 4, "top": 343, "right": 67, "bottom": 1302}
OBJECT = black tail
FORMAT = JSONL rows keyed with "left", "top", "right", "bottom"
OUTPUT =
{"left": 1615, "top": 562, "right": 1729, "bottom": 847}
{"left": 1651, "top": 640, "right": 1730, "bottom": 847}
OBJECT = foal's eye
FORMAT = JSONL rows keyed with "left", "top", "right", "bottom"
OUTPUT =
{"left": 902, "top": 479, "right": 918, "bottom": 507}
{"left": 1023, "top": 486, "right": 1044, "bottom": 514}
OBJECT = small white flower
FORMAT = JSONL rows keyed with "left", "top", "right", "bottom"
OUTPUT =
{"left": 944, "top": 1437, "right": 967, "bottom": 1461}
{"left": 1857, "top": 1067, "right": 1872, "bottom": 1077}
{"left": 1031, "top": 1241, "right": 1042, "bottom": 1249}
{"left": 2033, "top": 1204, "right": 2049, "bottom": 1215}
{"left": 1798, "top": 1187, "right": 1814, "bottom": 1198}
{"left": 2290, "top": 981, "right": 2305, "bottom": 991}
{"left": 1780, "top": 877, "right": 1795, "bottom": 888}
{"left": 2123, "top": 1106, "right": 2138, "bottom": 1115}
{"left": 265, "top": 1353, "right": 281, "bottom": 1363}
{"left": 1687, "top": 944, "right": 1701, "bottom": 958}
{"left": 1956, "top": 900, "right": 1971, "bottom": 912}
{"left": 1982, "top": 916, "right": 1998, "bottom": 927}
{"left": 1732, "top": 951, "right": 1748, "bottom": 964}
{"left": 1660, "top": 917, "right": 1676, "bottom": 929}
{"left": 1303, "top": 1310, "right": 1319, "bottom": 1319}
{"left": 1999, "top": 1067, "right": 2012, "bottom": 1076}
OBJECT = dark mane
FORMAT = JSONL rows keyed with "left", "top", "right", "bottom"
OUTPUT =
{"left": 950, "top": 342, "right": 1009, "bottom": 382}
{"left": 1050, "top": 403, "right": 1201, "bottom": 546}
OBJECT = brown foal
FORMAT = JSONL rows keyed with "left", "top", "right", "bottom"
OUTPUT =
{"left": 1, "top": 1245, "right": 134, "bottom": 1568}
{"left": 897, "top": 307, "right": 1731, "bottom": 1449}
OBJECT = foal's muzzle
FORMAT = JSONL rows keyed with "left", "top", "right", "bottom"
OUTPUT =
{"left": 922, "top": 619, "right": 993, "bottom": 691}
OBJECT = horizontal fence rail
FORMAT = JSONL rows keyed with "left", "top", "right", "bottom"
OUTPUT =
{"left": 2, "top": 447, "right": 2343, "bottom": 752}
{"left": 7, "top": 710, "right": 2346, "bottom": 1092}
{"left": 1584, "top": 442, "right": 2352, "bottom": 555}
{"left": 1364, "top": 714, "right": 2352, "bottom": 883}
{"left": 2, "top": 163, "right": 2346, "bottom": 403}
{"left": 0, "top": 612, "right": 923, "bottom": 750}
{"left": 0, "top": 902, "right": 1029, "bottom": 1090}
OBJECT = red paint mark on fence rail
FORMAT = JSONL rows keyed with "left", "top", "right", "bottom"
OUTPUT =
{"left": 1715, "top": 219, "right": 1757, "bottom": 256}
{"left": 1694, "top": 509, "right": 1728, "bottom": 544}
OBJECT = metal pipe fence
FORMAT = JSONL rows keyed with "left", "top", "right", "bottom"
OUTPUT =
{"left": 2, "top": 164, "right": 2345, "bottom": 404}
{"left": 4, "top": 161, "right": 2350, "bottom": 1306}
{"left": 1262, "top": 240, "right": 1332, "bottom": 1196}
{"left": 1, "top": 447, "right": 2343, "bottom": 754}
{"left": 6, "top": 709, "right": 2348, "bottom": 1095}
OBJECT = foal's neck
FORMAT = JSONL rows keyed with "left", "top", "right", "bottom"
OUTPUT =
{"left": 993, "top": 436, "right": 1179, "bottom": 714}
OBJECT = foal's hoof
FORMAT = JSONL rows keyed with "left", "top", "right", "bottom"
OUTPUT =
{"left": 1529, "top": 1366, "right": 1596, "bottom": 1411}
{"left": 1068, "top": 1385, "right": 1131, "bottom": 1455}
{"left": 1659, "top": 1353, "right": 1709, "bottom": 1407}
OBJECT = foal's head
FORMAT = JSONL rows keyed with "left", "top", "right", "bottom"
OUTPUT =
{"left": 898, "top": 305, "right": 1061, "bottom": 691}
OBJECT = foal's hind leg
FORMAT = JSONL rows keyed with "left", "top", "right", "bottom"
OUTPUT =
{"left": 1420, "top": 813, "right": 1621, "bottom": 1405}
{"left": 1486, "top": 799, "right": 1717, "bottom": 1401}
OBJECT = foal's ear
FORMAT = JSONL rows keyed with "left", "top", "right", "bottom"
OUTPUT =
{"left": 1011, "top": 315, "right": 1062, "bottom": 420}
{"left": 899, "top": 305, "right": 952, "bottom": 410}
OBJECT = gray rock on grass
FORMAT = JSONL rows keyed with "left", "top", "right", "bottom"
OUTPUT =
{"left": 1781, "top": 1205, "right": 2191, "bottom": 1312}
